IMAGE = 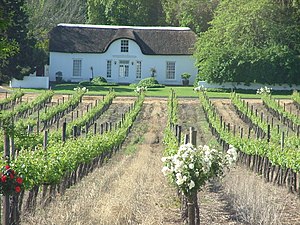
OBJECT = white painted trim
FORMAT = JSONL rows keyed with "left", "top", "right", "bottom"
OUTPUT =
{"left": 57, "top": 23, "right": 191, "bottom": 31}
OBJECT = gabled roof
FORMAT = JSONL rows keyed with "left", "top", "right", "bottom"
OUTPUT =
{"left": 49, "top": 24, "right": 197, "bottom": 55}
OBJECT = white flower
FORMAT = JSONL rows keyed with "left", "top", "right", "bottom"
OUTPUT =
{"left": 161, "top": 157, "right": 168, "bottom": 162}
{"left": 174, "top": 159, "right": 184, "bottom": 172}
{"left": 227, "top": 146, "right": 238, "bottom": 165}
{"left": 203, "top": 145, "right": 210, "bottom": 151}
{"left": 176, "top": 173, "right": 184, "bottom": 185}
{"left": 188, "top": 180, "right": 195, "bottom": 189}
{"left": 182, "top": 151, "right": 189, "bottom": 160}
{"left": 189, "top": 163, "right": 194, "bottom": 169}
{"left": 162, "top": 166, "right": 171, "bottom": 176}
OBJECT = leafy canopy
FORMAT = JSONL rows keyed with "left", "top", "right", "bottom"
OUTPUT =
{"left": 194, "top": 0, "right": 300, "bottom": 85}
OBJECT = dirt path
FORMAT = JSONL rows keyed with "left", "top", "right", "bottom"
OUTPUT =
{"left": 178, "top": 99, "right": 242, "bottom": 225}
{"left": 212, "top": 99, "right": 258, "bottom": 139}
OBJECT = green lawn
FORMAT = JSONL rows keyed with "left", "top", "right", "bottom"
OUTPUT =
{"left": 13, "top": 83, "right": 293, "bottom": 99}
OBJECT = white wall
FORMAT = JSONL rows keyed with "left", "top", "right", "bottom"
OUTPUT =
{"left": 10, "top": 76, "right": 49, "bottom": 89}
{"left": 198, "top": 81, "right": 300, "bottom": 91}
{"left": 49, "top": 39, "right": 198, "bottom": 85}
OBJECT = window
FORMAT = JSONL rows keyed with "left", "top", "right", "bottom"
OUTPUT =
{"left": 121, "top": 40, "right": 129, "bottom": 52}
{"left": 107, "top": 60, "right": 112, "bottom": 78}
{"left": 136, "top": 61, "right": 141, "bottom": 79}
{"left": 166, "top": 61, "right": 175, "bottom": 79}
{"left": 119, "top": 60, "right": 129, "bottom": 77}
{"left": 73, "top": 59, "right": 82, "bottom": 77}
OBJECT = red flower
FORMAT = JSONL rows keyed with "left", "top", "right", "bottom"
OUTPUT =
{"left": 16, "top": 177, "right": 23, "bottom": 184}
{"left": 15, "top": 186, "right": 21, "bottom": 193}
{"left": 10, "top": 173, "right": 14, "bottom": 179}
{"left": 1, "top": 175, "right": 7, "bottom": 182}
{"left": 5, "top": 165, "right": 10, "bottom": 170}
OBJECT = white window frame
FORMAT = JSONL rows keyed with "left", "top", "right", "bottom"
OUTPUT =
{"left": 121, "top": 40, "right": 129, "bottom": 52}
{"left": 136, "top": 61, "right": 141, "bottom": 79}
{"left": 119, "top": 60, "right": 130, "bottom": 77}
{"left": 166, "top": 61, "right": 176, "bottom": 79}
{"left": 73, "top": 59, "right": 82, "bottom": 77}
{"left": 106, "top": 60, "right": 112, "bottom": 78}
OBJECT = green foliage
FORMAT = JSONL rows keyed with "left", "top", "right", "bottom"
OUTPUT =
{"left": 25, "top": 0, "right": 87, "bottom": 68}
{"left": 181, "top": 72, "right": 191, "bottom": 80}
{"left": 9, "top": 93, "right": 144, "bottom": 189}
{"left": 0, "top": 8, "right": 19, "bottom": 63}
{"left": 87, "top": 0, "right": 165, "bottom": 26}
{"left": 0, "top": 0, "right": 37, "bottom": 82}
{"left": 137, "top": 77, "right": 165, "bottom": 88}
{"left": 194, "top": 0, "right": 300, "bottom": 85}
{"left": 229, "top": 91, "right": 300, "bottom": 170}
{"left": 162, "top": 0, "right": 219, "bottom": 33}
{"left": 79, "top": 78, "right": 117, "bottom": 87}
{"left": 0, "top": 90, "right": 24, "bottom": 107}
{"left": 197, "top": 89, "right": 300, "bottom": 173}
{"left": 292, "top": 90, "right": 300, "bottom": 105}
{"left": 260, "top": 91, "right": 300, "bottom": 126}
{"left": 92, "top": 76, "right": 107, "bottom": 84}
{"left": 163, "top": 89, "right": 179, "bottom": 156}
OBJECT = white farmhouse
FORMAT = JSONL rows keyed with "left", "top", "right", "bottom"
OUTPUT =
{"left": 49, "top": 23, "right": 198, "bottom": 85}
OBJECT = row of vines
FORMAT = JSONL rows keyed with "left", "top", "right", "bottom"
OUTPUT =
{"left": 162, "top": 88, "right": 300, "bottom": 225}
{"left": 0, "top": 88, "right": 145, "bottom": 224}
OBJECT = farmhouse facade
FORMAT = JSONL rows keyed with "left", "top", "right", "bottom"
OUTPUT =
{"left": 49, "top": 24, "right": 198, "bottom": 85}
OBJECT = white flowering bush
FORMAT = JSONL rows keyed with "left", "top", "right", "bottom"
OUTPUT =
{"left": 134, "top": 86, "right": 147, "bottom": 94}
{"left": 193, "top": 85, "right": 206, "bottom": 93}
{"left": 73, "top": 86, "right": 88, "bottom": 93}
{"left": 162, "top": 143, "right": 237, "bottom": 195}
{"left": 256, "top": 86, "right": 272, "bottom": 95}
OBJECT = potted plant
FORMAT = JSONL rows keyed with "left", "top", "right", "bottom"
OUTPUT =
{"left": 181, "top": 72, "right": 191, "bottom": 86}
{"left": 150, "top": 67, "right": 157, "bottom": 77}
{"left": 55, "top": 71, "right": 63, "bottom": 83}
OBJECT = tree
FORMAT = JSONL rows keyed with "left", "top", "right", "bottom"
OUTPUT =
{"left": 194, "top": 0, "right": 300, "bottom": 85}
{"left": 161, "top": 0, "right": 219, "bottom": 33}
{"left": 0, "top": 8, "right": 19, "bottom": 83}
{"left": 0, "top": 7, "right": 19, "bottom": 62}
{"left": 26, "top": 0, "right": 87, "bottom": 39}
{"left": 0, "top": 0, "right": 36, "bottom": 82}
{"left": 25, "top": 0, "right": 87, "bottom": 73}
{"left": 87, "top": 0, "right": 165, "bottom": 26}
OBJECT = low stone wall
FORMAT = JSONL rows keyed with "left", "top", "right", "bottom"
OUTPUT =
{"left": 198, "top": 81, "right": 300, "bottom": 91}
{"left": 10, "top": 76, "right": 49, "bottom": 89}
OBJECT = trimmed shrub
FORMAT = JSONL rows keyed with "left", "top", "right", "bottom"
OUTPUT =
{"left": 137, "top": 77, "right": 165, "bottom": 88}
{"left": 92, "top": 76, "right": 107, "bottom": 84}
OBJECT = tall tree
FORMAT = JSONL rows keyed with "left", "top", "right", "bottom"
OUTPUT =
{"left": 161, "top": 0, "right": 219, "bottom": 33}
{"left": 87, "top": 0, "right": 165, "bottom": 26}
{"left": 0, "top": 7, "right": 19, "bottom": 62}
{"left": 26, "top": 0, "right": 87, "bottom": 39}
{"left": 0, "top": 0, "right": 36, "bottom": 82}
{"left": 194, "top": 0, "right": 300, "bottom": 85}
{"left": 25, "top": 0, "right": 87, "bottom": 71}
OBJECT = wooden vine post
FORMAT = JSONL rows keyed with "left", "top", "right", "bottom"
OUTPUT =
{"left": 187, "top": 128, "right": 199, "bottom": 225}
{"left": 187, "top": 192, "right": 196, "bottom": 225}
{"left": 3, "top": 129, "right": 10, "bottom": 225}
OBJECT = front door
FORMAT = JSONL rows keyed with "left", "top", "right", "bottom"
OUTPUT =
{"left": 119, "top": 60, "right": 129, "bottom": 83}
